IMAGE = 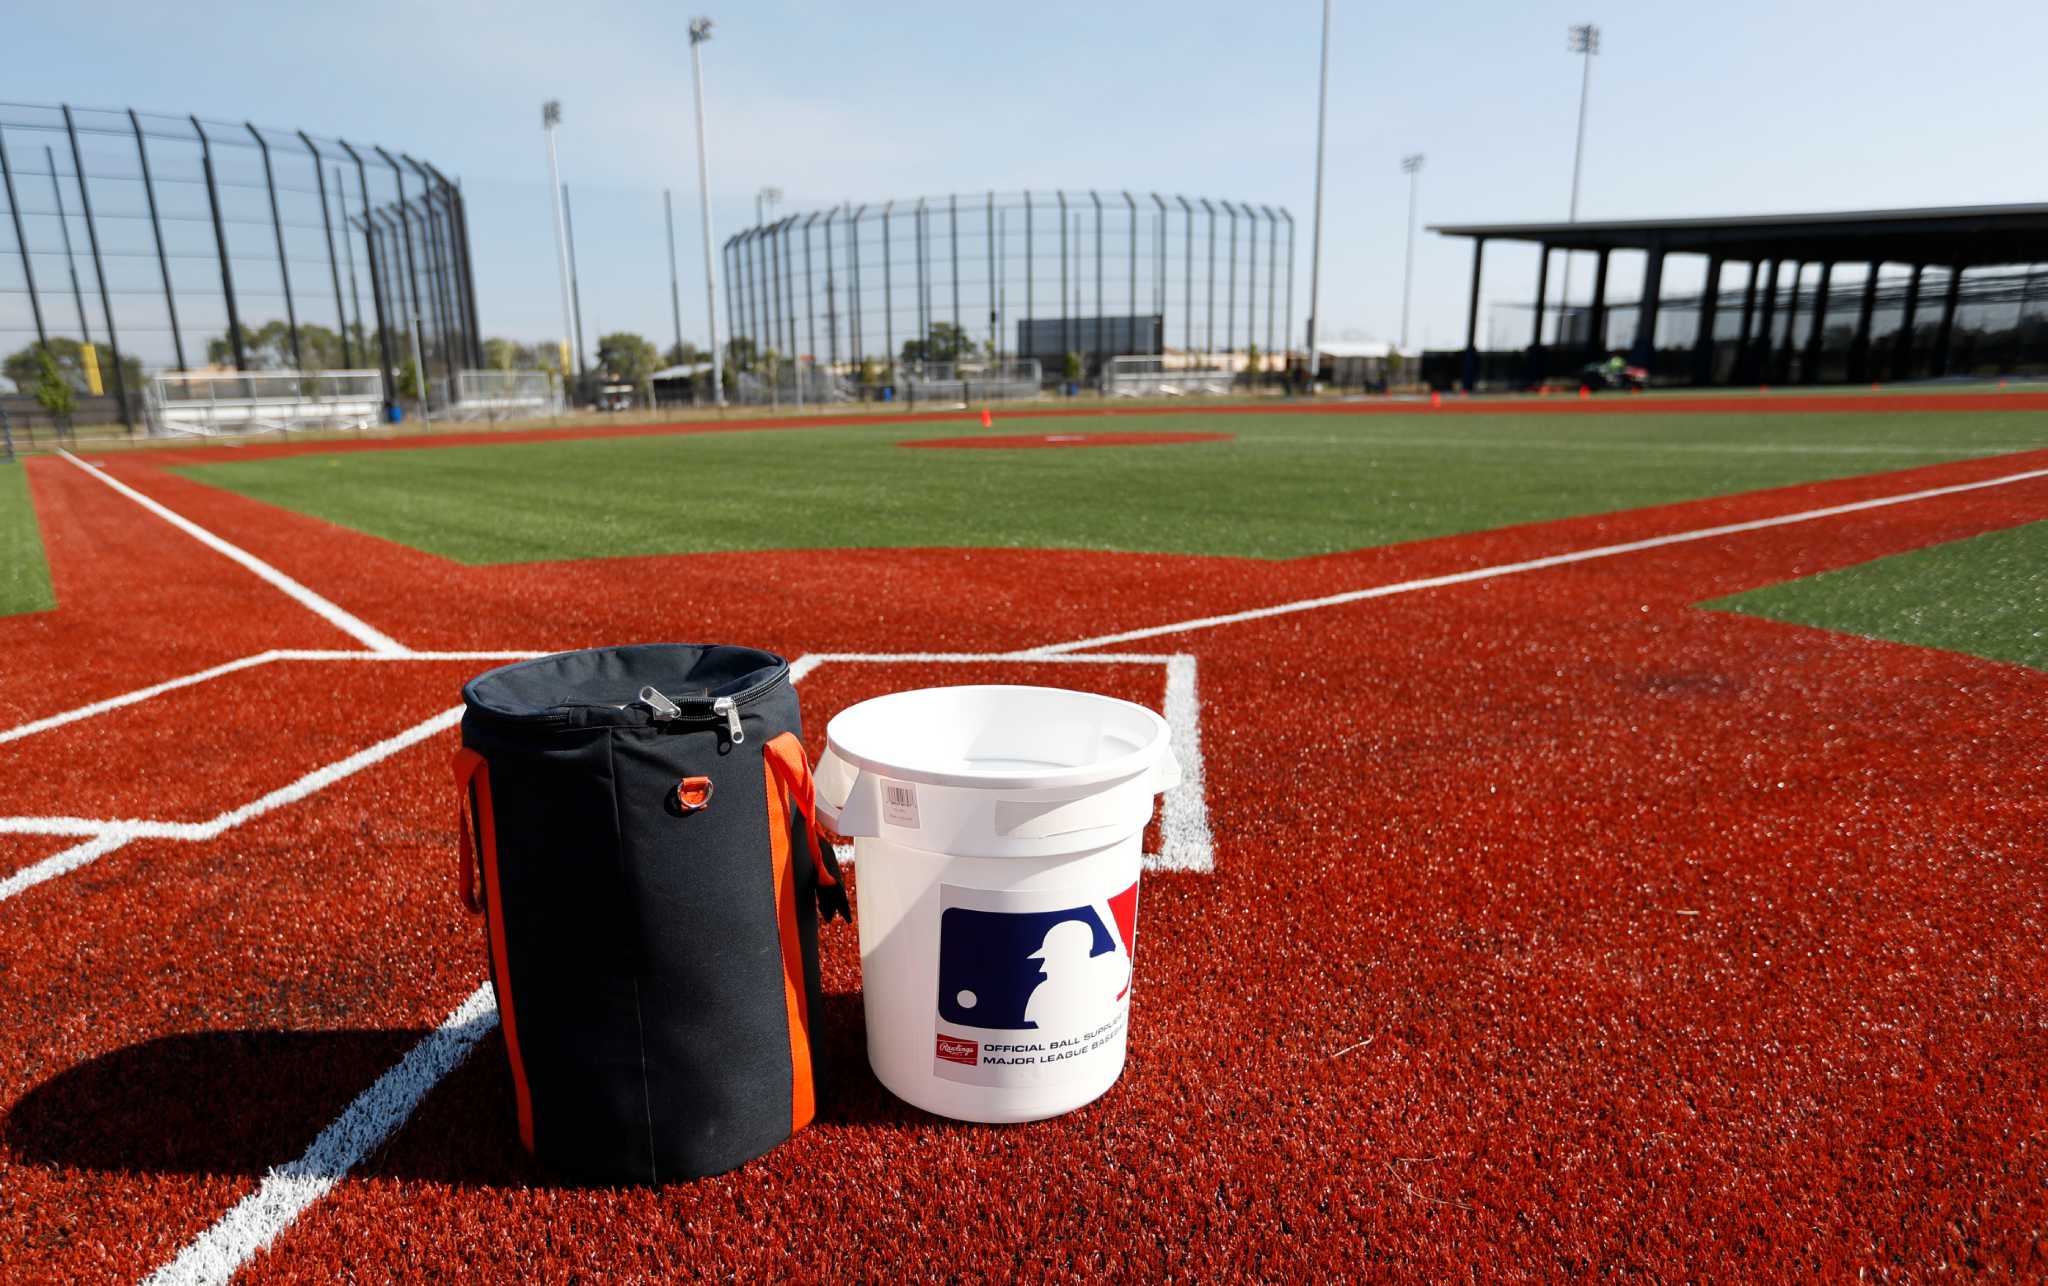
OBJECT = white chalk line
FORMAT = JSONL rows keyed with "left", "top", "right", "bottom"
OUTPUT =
{"left": 0, "top": 649, "right": 543, "bottom": 749}
{"left": 1254, "top": 434, "right": 2048, "bottom": 457}
{"left": 1017, "top": 463, "right": 2048, "bottom": 656}
{"left": 0, "top": 706, "right": 463, "bottom": 902}
{"left": 56, "top": 449, "right": 408, "bottom": 655}
{"left": 144, "top": 983, "right": 500, "bottom": 1286}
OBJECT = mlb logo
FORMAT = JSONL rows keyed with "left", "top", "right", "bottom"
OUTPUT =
{"left": 936, "top": 882, "right": 1140, "bottom": 1033}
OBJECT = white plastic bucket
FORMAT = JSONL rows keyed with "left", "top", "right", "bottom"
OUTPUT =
{"left": 814, "top": 685, "right": 1178, "bottom": 1123}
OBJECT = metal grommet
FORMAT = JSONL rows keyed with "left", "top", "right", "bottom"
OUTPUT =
{"left": 676, "top": 776, "right": 714, "bottom": 812}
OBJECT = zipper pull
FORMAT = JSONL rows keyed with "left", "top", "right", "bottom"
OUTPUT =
{"left": 712, "top": 695, "right": 745, "bottom": 744}
{"left": 637, "top": 686, "right": 682, "bottom": 721}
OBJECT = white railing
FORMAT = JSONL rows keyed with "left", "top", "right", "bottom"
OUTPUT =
{"left": 1101, "top": 356, "right": 1234, "bottom": 398}
{"left": 145, "top": 370, "right": 385, "bottom": 437}
{"left": 438, "top": 370, "right": 562, "bottom": 421}
{"left": 902, "top": 358, "right": 1043, "bottom": 402}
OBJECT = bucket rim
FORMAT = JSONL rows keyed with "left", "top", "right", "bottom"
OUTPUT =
{"left": 821, "top": 683, "right": 1170, "bottom": 792}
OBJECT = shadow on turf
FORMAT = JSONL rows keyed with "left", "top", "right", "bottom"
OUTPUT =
{"left": 5, "top": 994, "right": 952, "bottom": 1187}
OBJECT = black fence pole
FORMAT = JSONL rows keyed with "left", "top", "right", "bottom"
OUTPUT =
{"left": 129, "top": 111, "right": 186, "bottom": 370}
{"left": 338, "top": 168, "right": 367, "bottom": 366}
{"left": 1891, "top": 264, "right": 1921, "bottom": 381}
{"left": 849, "top": 205, "right": 865, "bottom": 364}
{"left": 340, "top": 141, "right": 396, "bottom": 412}
{"left": 301, "top": 135, "right": 353, "bottom": 368}
{"left": 1124, "top": 191, "right": 1138, "bottom": 357}
{"left": 1179, "top": 197, "right": 1194, "bottom": 359}
{"left": 61, "top": 108, "right": 132, "bottom": 430}
{"left": 804, "top": 212, "right": 819, "bottom": 372}
{"left": 424, "top": 163, "right": 482, "bottom": 368}
{"left": 1282, "top": 210, "right": 1296, "bottom": 367}
{"left": 0, "top": 128, "right": 51, "bottom": 353}
{"left": 408, "top": 157, "right": 460, "bottom": 383}
{"left": 46, "top": 147, "right": 92, "bottom": 344}
{"left": 1693, "top": 254, "right": 1722, "bottom": 386}
{"left": 1803, "top": 261, "right": 1833, "bottom": 382}
{"left": 1243, "top": 204, "right": 1258, "bottom": 369}
{"left": 1057, "top": 192, "right": 1069, "bottom": 365}
{"left": 949, "top": 194, "right": 961, "bottom": 359}
{"left": 248, "top": 124, "right": 302, "bottom": 369}
{"left": 1203, "top": 199, "right": 1216, "bottom": 363}
{"left": 1224, "top": 201, "right": 1237, "bottom": 356}
{"left": 191, "top": 118, "right": 244, "bottom": 370}
{"left": 1264, "top": 204, "right": 1279, "bottom": 361}
{"left": 1091, "top": 191, "right": 1103, "bottom": 375}
{"left": 1850, "top": 262, "right": 1880, "bottom": 382}
{"left": 882, "top": 203, "right": 895, "bottom": 377}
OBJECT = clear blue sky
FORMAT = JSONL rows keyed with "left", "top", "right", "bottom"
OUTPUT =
{"left": 6, "top": 0, "right": 2042, "bottom": 357}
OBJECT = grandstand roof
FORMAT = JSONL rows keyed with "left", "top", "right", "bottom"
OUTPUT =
{"left": 1430, "top": 203, "right": 2048, "bottom": 266}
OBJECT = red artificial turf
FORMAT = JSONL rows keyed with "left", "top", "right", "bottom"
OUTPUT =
{"left": 902, "top": 431, "right": 1235, "bottom": 449}
{"left": 0, "top": 439, "right": 2043, "bottom": 1279}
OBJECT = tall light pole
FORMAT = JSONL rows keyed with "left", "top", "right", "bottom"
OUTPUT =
{"left": 1303, "top": 0, "right": 1332, "bottom": 389}
{"left": 1399, "top": 153, "right": 1424, "bottom": 351}
{"left": 756, "top": 185, "right": 782, "bottom": 229}
{"left": 1558, "top": 22, "right": 1599, "bottom": 347}
{"left": 542, "top": 100, "right": 577, "bottom": 401}
{"left": 688, "top": 17, "right": 724, "bottom": 405}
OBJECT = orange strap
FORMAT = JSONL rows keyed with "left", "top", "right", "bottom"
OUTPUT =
{"left": 762, "top": 733, "right": 842, "bottom": 890}
{"left": 762, "top": 733, "right": 818, "bottom": 1132}
{"left": 451, "top": 746, "right": 535, "bottom": 1152}
{"left": 453, "top": 747, "right": 490, "bottom": 914}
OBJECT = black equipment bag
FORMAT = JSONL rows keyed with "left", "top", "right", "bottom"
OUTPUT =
{"left": 452, "top": 643, "right": 849, "bottom": 1183}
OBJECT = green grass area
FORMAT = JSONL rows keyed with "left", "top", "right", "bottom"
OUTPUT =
{"left": 1704, "top": 520, "right": 2048, "bottom": 671}
{"left": 172, "top": 410, "right": 2048, "bottom": 565}
{"left": 0, "top": 463, "right": 55, "bottom": 616}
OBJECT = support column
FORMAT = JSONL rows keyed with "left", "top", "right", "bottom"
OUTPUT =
{"left": 1583, "top": 247, "right": 1611, "bottom": 363}
{"left": 1692, "top": 255, "right": 1723, "bottom": 386}
{"left": 1751, "top": 259, "right": 1781, "bottom": 384}
{"left": 1527, "top": 244, "right": 1551, "bottom": 385}
{"left": 1933, "top": 263, "right": 1963, "bottom": 376}
{"left": 1849, "top": 262, "right": 1880, "bottom": 382}
{"left": 1776, "top": 263, "right": 1804, "bottom": 384}
{"left": 1890, "top": 264, "right": 1923, "bottom": 381}
{"left": 1802, "top": 261, "right": 1833, "bottom": 383}
{"left": 1629, "top": 242, "right": 1666, "bottom": 371}
{"left": 1460, "top": 236, "right": 1486, "bottom": 391}
{"left": 1732, "top": 261, "right": 1759, "bottom": 386}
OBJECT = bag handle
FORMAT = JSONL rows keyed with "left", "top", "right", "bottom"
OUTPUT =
{"left": 763, "top": 733, "right": 852, "bottom": 922}
{"left": 451, "top": 747, "right": 492, "bottom": 915}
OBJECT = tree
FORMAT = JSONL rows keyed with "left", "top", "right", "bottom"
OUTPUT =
{"left": 206, "top": 319, "right": 369, "bottom": 372}
{"left": 397, "top": 354, "right": 423, "bottom": 401}
{"left": 3, "top": 337, "right": 141, "bottom": 401}
{"left": 1062, "top": 351, "right": 1083, "bottom": 384}
{"left": 900, "top": 322, "right": 975, "bottom": 367}
{"left": 31, "top": 349, "right": 76, "bottom": 434}
{"left": 663, "top": 341, "right": 712, "bottom": 367}
{"left": 483, "top": 337, "right": 520, "bottom": 371}
{"left": 596, "top": 332, "right": 661, "bottom": 400}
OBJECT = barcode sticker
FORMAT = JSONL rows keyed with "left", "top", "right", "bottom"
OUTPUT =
{"left": 883, "top": 782, "right": 920, "bottom": 828}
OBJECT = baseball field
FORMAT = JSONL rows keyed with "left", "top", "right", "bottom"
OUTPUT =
{"left": 1, "top": 390, "right": 2044, "bottom": 1279}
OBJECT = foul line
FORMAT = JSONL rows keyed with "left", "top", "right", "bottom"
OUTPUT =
{"left": 0, "top": 649, "right": 542, "bottom": 749}
{"left": 145, "top": 983, "right": 500, "bottom": 1286}
{"left": 0, "top": 706, "right": 463, "bottom": 903}
{"left": 1017, "top": 463, "right": 2048, "bottom": 655}
{"left": 57, "top": 450, "right": 407, "bottom": 655}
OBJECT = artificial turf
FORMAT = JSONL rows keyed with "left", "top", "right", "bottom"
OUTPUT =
{"left": 0, "top": 463, "right": 55, "bottom": 617}
{"left": 1705, "top": 518, "right": 2048, "bottom": 671}
{"left": 169, "top": 410, "right": 2048, "bottom": 565}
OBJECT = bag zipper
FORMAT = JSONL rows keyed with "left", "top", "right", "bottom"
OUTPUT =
{"left": 635, "top": 669, "right": 784, "bottom": 742}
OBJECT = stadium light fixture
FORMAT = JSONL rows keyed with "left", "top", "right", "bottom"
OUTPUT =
{"left": 1400, "top": 154, "right": 1424, "bottom": 351}
{"left": 756, "top": 185, "right": 782, "bottom": 229}
{"left": 1558, "top": 22, "right": 1600, "bottom": 348}
{"left": 1304, "top": 0, "right": 1331, "bottom": 384}
{"left": 688, "top": 16, "right": 725, "bottom": 405}
{"left": 542, "top": 100, "right": 578, "bottom": 392}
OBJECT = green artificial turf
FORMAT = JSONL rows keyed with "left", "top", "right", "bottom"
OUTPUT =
{"left": 0, "top": 463, "right": 55, "bottom": 616}
{"left": 173, "top": 410, "right": 2048, "bottom": 565}
{"left": 1704, "top": 519, "right": 2048, "bottom": 671}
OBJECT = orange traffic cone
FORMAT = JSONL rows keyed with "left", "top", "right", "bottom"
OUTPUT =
{"left": 980, "top": 407, "right": 993, "bottom": 428}
{"left": 1430, "top": 390, "right": 1442, "bottom": 408}
{"left": 1578, "top": 385, "right": 1590, "bottom": 400}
